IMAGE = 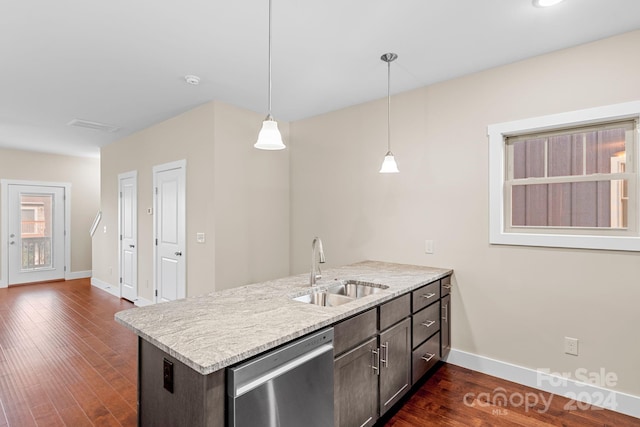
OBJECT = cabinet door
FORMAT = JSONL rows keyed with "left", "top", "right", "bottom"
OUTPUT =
{"left": 379, "top": 318, "right": 411, "bottom": 416}
{"left": 441, "top": 295, "right": 451, "bottom": 358}
{"left": 334, "top": 337, "right": 378, "bottom": 427}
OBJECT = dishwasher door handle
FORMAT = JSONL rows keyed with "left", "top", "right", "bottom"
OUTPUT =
{"left": 234, "top": 343, "right": 333, "bottom": 397}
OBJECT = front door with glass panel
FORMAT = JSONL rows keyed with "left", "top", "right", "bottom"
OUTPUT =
{"left": 7, "top": 185, "right": 65, "bottom": 285}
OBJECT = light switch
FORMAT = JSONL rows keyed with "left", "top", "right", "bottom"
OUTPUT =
{"left": 103, "top": 225, "right": 107, "bottom": 234}
{"left": 425, "top": 240, "right": 434, "bottom": 254}
{"left": 196, "top": 232, "right": 205, "bottom": 243}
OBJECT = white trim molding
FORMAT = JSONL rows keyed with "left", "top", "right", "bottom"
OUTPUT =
{"left": 90, "top": 277, "right": 120, "bottom": 298}
{"left": 66, "top": 270, "right": 92, "bottom": 280}
{"left": 487, "top": 100, "right": 640, "bottom": 251}
{"left": 134, "top": 297, "right": 154, "bottom": 307}
{"left": 446, "top": 349, "right": 640, "bottom": 419}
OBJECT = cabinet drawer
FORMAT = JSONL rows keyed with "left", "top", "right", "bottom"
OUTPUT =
{"left": 441, "top": 275, "right": 452, "bottom": 297}
{"left": 412, "top": 332, "right": 440, "bottom": 384}
{"left": 411, "top": 281, "right": 440, "bottom": 313}
{"left": 333, "top": 308, "right": 377, "bottom": 356}
{"left": 412, "top": 302, "right": 440, "bottom": 348}
{"left": 379, "top": 294, "right": 410, "bottom": 331}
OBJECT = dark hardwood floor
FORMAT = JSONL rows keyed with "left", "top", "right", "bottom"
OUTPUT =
{"left": 1, "top": 280, "right": 638, "bottom": 426}
{"left": 385, "top": 363, "right": 639, "bottom": 427}
{"left": 0, "top": 279, "right": 136, "bottom": 427}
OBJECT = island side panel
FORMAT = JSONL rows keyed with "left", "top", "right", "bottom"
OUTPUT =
{"left": 139, "top": 338, "right": 225, "bottom": 427}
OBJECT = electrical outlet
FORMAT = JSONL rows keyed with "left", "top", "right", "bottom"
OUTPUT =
{"left": 196, "top": 232, "right": 205, "bottom": 243}
{"left": 564, "top": 337, "right": 579, "bottom": 356}
{"left": 163, "top": 358, "right": 174, "bottom": 393}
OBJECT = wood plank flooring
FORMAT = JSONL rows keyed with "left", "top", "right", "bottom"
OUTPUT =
{"left": 0, "top": 279, "right": 137, "bottom": 427}
{"left": 1, "top": 279, "right": 638, "bottom": 426}
{"left": 385, "top": 364, "right": 639, "bottom": 427}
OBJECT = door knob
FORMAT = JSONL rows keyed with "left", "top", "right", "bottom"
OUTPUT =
{"left": 129, "top": 244, "right": 135, "bottom": 248}
{"left": 10, "top": 241, "right": 15, "bottom": 245}
{"left": 10, "top": 233, "right": 15, "bottom": 238}
{"left": 175, "top": 251, "right": 182, "bottom": 256}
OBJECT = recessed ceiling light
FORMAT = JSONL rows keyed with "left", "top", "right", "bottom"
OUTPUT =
{"left": 184, "top": 75, "right": 201, "bottom": 85}
{"left": 533, "top": 0, "right": 565, "bottom": 7}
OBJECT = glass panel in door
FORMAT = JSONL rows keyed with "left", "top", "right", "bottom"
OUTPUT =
{"left": 20, "top": 194, "right": 53, "bottom": 270}
{"left": 7, "top": 184, "right": 65, "bottom": 285}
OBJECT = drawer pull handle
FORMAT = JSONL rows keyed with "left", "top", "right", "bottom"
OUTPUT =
{"left": 421, "top": 293, "right": 436, "bottom": 299}
{"left": 442, "top": 284, "right": 452, "bottom": 290}
{"left": 421, "top": 353, "right": 435, "bottom": 362}
{"left": 421, "top": 320, "right": 435, "bottom": 328}
{"left": 442, "top": 305, "right": 448, "bottom": 322}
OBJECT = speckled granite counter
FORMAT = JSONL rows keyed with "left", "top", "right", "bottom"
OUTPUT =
{"left": 115, "top": 261, "right": 452, "bottom": 375}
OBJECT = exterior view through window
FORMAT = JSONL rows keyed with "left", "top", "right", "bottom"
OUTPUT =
{"left": 505, "top": 121, "right": 635, "bottom": 235}
{"left": 20, "top": 194, "right": 53, "bottom": 270}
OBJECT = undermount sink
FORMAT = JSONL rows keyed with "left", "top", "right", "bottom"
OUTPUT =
{"left": 292, "top": 292, "right": 353, "bottom": 307}
{"left": 326, "top": 280, "right": 387, "bottom": 298}
{"left": 292, "top": 280, "right": 389, "bottom": 307}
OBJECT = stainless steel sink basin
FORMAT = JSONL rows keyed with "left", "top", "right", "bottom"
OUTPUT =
{"left": 292, "top": 281, "right": 388, "bottom": 307}
{"left": 292, "top": 292, "right": 353, "bottom": 307}
{"left": 326, "top": 280, "right": 388, "bottom": 298}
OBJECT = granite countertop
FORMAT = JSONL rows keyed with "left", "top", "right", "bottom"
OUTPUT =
{"left": 115, "top": 260, "right": 452, "bottom": 375}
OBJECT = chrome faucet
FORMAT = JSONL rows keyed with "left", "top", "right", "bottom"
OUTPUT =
{"left": 310, "top": 236, "right": 326, "bottom": 286}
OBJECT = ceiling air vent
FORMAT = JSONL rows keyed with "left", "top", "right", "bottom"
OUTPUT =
{"left": 67, "top": 119, "right": 120, "bottom": 133}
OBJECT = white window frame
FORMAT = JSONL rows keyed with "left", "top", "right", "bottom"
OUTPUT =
{"left": 488, "top": 101, "right": 640, "bottom": 251}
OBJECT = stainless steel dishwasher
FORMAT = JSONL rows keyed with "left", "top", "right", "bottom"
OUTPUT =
{"left": 228, "top": 328, "right": 334, "bottom": 427}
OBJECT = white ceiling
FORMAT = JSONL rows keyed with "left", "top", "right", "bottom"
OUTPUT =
{"left": 2, "top": 0, "right": 640, "bottom": 158}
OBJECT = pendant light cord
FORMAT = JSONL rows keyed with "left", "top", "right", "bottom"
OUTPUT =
{"left": 387, "top": 59, "right": 391, "bottom": 152}
{"left": 267, "top": 0, "right": 273, "bottom": 118}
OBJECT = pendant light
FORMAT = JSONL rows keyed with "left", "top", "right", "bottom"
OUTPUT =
{"left": 254, "top": 0, "right": 285, "bottom": 150}
{"left": 532, "top": 0, "right": 564, "bottom": 7}
{"left": 379, "top": 53, "right": 399, "bottom": 173}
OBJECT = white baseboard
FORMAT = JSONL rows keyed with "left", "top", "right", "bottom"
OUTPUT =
{"left": 0, "top": 271, "right": 91, "bottom": 287}
{"left": 134, "top": 297, "right": 154, "bottom": 307}
{"left": 90, "top": 277, "right": 120, "bottom": 298}
{"left": 66, "top": 270, "right": 92, "bottom": 280}
{"left": 446, "top": 349, "right": 640, "bottom": 419}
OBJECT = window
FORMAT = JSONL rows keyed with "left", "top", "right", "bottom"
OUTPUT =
{"left": 488, "top": 101, "right": 640, "bottom": 251}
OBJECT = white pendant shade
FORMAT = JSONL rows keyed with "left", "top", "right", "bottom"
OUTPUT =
{"left": 533, "top": 0, "right": 564, "bottom": 7}
{"left": 254, "top": 119, "right": 285, "bottom": 150}
{"left": 379, "top": 53, "right": 399, "bottom": 174}
{"left": 379, "top": 151, "right": 399, "bottom": 173}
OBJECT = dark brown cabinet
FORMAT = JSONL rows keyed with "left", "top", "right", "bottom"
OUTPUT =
{"left": 410, "top": 275, "right": 452, "bottom": 385}
{"left": 334, "top": 336, "right": 379, "bottom": 427}
{"left": 441, "top": 294, "right": 451, "bottom": 358}
{"left": 333, "top": 295, "right": 412, "bottom": 426}
{"left": 378, "top": 317, "right": 411, "bottom": 415}
{"left": 440, "top": 275, "right": 452, "bottom": 359}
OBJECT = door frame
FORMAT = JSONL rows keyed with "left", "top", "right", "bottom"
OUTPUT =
{"left": 0, "top": 179, "right": 71, "bottom": 288}
{"left": 118, "top": 170, "right": 138, "bottom": 300}
{"left": 152, "top": 159, "right": 186, "bottom": 303}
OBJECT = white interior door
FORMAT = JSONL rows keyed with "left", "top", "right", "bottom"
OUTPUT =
{"left": 153, "top": 160, "right": 186, "bottom": 302}
{"left": 7, "top": 184, "right": 65, "bottom": 285}
{"left": 119, "top": 172, "right": 137, "bottom": 302}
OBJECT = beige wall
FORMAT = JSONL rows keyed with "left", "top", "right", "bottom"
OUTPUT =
{"left": 94, "top": 101, "right": 290, "bottom": 300}
{"left": 213, "top": 103, "right": 290, "bottom": 290}
{"left": 290, "top": 30, "right": 640, "bottom": 396}
{"left": 0, "top": 148, "right": 99, "bottom": 280}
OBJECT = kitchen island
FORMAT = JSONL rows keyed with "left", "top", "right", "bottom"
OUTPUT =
{"left": 115, "top": 261, "right": 453, "bottom": 426}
